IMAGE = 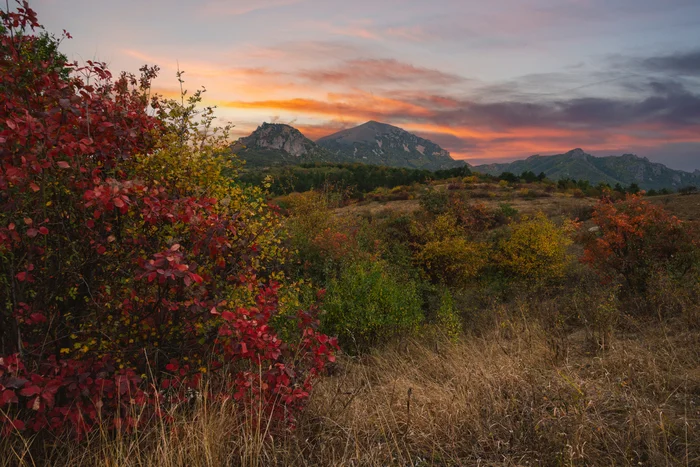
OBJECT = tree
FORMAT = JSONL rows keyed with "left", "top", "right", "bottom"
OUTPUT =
{"left": 499, "top": 172, "right": 519, "bottom": 183}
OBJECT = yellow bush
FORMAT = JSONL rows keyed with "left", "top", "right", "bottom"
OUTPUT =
{"left": 497, "top": 212, "right": 573, "bottom": 284}
{"left": 417, "top": 237, "right": 487, "bottom": 287}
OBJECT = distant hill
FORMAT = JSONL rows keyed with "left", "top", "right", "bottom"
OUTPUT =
{"left": 317, "top": 121, "right": 467, "bottom": 171}
{"left": 474, "top": 148, "right": 700, "bottom": 190}
{"left": 231, "top": 123, "right": 349, "bottom": 168}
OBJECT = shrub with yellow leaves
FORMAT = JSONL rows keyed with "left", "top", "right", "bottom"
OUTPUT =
{"left": 497, "top": 212, "right": 574, "bottom": 285}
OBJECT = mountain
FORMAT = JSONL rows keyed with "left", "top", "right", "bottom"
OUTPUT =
{"left": 231, "top": 123, "right": 348, "bottom": 168}
{"left": 474, "top": 148, "right": 700, "bottom": 190}
{"left": 317, "top": 121, "right": 467, "bottom": 171}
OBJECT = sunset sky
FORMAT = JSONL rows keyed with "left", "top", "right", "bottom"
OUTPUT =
{"left": 33, "top": 0, "right": 700, "bottom": 170}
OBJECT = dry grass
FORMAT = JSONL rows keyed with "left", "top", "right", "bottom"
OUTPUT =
{"left": 651, "top": 193, "right": 700, "bottom": 223}
{"left": 4, "top": 318, "right": 699, "bottom": 466}
{"left": 335, "top": 186, "right": 595, "bottom": 220}
{"left": 296, "top": 321, "right": 700, "bottom": 466}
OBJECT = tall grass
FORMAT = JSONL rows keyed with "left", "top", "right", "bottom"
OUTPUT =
{"left": 3, "top": 316, "right": 698, "bottom": 466}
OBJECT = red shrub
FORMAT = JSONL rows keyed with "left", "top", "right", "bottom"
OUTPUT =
{"left": 0, "top": 3, "right": 336, "bottom": 438}
{"left": 581, "top": 194, "right": 699, "bottom": 296}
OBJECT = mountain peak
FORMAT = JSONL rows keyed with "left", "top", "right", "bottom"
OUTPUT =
{"left": 566, "top": 148, "right": 589, "bottom": 159}
{"left": 317, "top": 121, "right": 466, "bottom": 170}
{"left": 233, "top": 122, "right": 314, "bottom": 158}
{"left": 254, "top": 122, "right": 302, "bottom": 137}
{"left": 361, "top": 120, "right": 398, "bottom": 130}
{"left": 231, "top": 123, "right": 348, "bottom": 167}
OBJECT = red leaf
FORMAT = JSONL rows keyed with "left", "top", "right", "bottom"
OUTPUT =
{"left": 0, "top": 389, "right": 18, "bottom": 406}
{"left": 113, "top": 198, "right": 124, "bottom": 208}
{"left": 190, "top": 273, "right": 203, "bottom": 284}
{"left": 15, "top": 272, "right": 27, "bottom": 282}
{"left": 57, "top": 161, "right": 70, "bottom": 169}
{"left": 10, "top": 419, "right": 25, "bottom": 431}
{"left": 19, "top": 385, "right": 41, "bottom": 397}
{"left": 29, "top": 182, "right": 40, "bottom": 192}
{"left": 29, "top": 313, "right": 47, "bottom": 324}
{"left": 38, "top": 226, "right": 49, "bottom": 235}
{"left": 41, "top": 391, "right": 55, "bottom": 408}
{"left": 220, "top": 310, "right": 234, "bottom": 321}
{"left": 26, "top": 228, "right": 38, "bottom": 238}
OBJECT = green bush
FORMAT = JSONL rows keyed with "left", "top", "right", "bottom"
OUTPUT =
{"left": 322, "top": 260, "right": 424, "bottom": 351}
{"left": 435, "top": 288, "right": 461, "bottom": 340}
{"left": 499, "top": 202, "right": 519, "bottom": 218}
{"left": 419, "top": 187, "right": 450, "bottom": 215}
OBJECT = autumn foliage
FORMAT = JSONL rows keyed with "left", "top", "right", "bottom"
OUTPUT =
{"left": 497, "top": 212, "right": 574, "bottom": 286}
{"left": 0, "top": 3, "right": 336, "bottom": 438}
{"left": 582, "top": 193, "right": 699, "bottom": 296}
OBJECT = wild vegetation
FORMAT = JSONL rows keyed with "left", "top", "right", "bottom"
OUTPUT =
{"left": 0, "top": 2, "right": 334, "bottom": 439}
{"left": 2, "top": 3, "right": 700, "bottom": 466}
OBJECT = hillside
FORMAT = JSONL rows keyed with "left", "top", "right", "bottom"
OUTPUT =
{"left": 230, "top": 122, "right": 350, "bottom": 168}
{"left": 474, "top": 148, "right": 700, "bottom": 190}
{"left": 317, "top": 120, "right": 467, "bottom": 171}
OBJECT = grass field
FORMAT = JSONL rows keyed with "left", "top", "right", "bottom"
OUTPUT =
{"left": 7, "top": 317, "right": 697, "bottom": 466}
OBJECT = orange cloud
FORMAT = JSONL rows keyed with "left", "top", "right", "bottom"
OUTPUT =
{"left": 219, "top": 93, "right": 436, "bottom": 120}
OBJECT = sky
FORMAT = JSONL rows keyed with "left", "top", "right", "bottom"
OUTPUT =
{"left": 29, "top": 0, "right": 700, "bottom": 170}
